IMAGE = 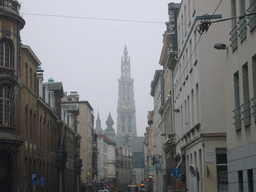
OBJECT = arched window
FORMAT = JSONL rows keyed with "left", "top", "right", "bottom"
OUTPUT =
{"left": 0, "top": 86, "right": 10, "bottom": 125}
{"left": 0, "top": 39, "right": 13, "bottom": 69}
{"left": 128, "top": 115, "right": 132, "bottom": 132}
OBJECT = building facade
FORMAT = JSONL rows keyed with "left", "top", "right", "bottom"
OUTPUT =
{"left": 61, "top": 91, "right": 95, "bottom": 189}
{"left": 150, "top": 70, "right": 165, "bottom": 192}
{"left": 0, "top": 1, "right": 25, "bottom": 190}
{"left": 0, "top": 1, "right": 82, "bottom": 191}
{"left": 158, "top": 3, "right": 180, "bottom": 192}
{"left": 116, "top": 143, "right": 133, "bottom": 191}
{"left": 172, "top": 1, "right": 228, "bottom": 191}
{"left": 222, "top": 0, "right": 256, "bottom": 191}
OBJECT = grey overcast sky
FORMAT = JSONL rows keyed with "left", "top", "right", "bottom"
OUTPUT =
{"left": 19, "top": 0, "right": 180, "bottom": 136}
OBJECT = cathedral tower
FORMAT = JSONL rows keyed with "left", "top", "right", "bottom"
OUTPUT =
{"left": 117, "top": 46, "right": 137, "bottom": 138}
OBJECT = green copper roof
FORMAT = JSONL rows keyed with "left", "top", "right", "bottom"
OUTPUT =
{"left": 48, "top": 77, "right": 54, "bottom": 82}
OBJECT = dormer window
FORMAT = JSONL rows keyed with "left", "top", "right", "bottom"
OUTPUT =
{"left": 0, "top": 39, "right": 13, "bottom": 69}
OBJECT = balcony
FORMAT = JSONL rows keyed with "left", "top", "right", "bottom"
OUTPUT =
{"left": 247, "top": 0, "right": 256, "bottom": 30}
{"left": 241, "top": 101, "right": 251, "bottom": 126}
{"left": 233, "top": 107, "right": 241, "bottom": 130}
{"left": 238, "top": 17, "right": 247, "bottom": 41}
{"left": 251, "top": 97, "right": 256, "bottom": 120}
{"left": 230, "top": 26, "right": 238, "bottom": 51}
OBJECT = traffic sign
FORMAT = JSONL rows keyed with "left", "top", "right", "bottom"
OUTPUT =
{"left": 172, "top": 168, "right": 181, "bottom": 177}
{"left": 40, "top": 177, "right": 45, "bottom": 186}
{"left": 31, "top": 172, "right": 37, "bottom": 185}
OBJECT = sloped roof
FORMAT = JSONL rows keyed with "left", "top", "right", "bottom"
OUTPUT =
{"left": 116, "top": 136, "right": 144, "bottom": 153}
{"left": 48, "top": 82, "right": 63, "bottom": 91}
{"left": 97, "top": 134, "right": 115, "bottom": 145}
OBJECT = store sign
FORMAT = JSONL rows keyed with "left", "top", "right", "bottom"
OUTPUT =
{"left": 176, "top": 179, "right": 181, "bottom": 191}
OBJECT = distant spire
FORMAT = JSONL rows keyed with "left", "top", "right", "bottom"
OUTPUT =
{"left": 105, "top": 112, "right": 116, "bottom": 141}
{"left": 95, "top": 111, "right": 104, "bottom": 133}
{"left": 106, "top": 112, "right": 114, "bottom": 127}
{"left": 123, "top": 45, "right": 128, "bottom": 56}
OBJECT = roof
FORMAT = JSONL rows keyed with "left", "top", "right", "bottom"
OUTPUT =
{"left": 48, "top": 82, "right": 63, "bottom": 91}
{"left": 150, "top": 70, "right": 163, "bottom": 96}
{"left": 21, "top": 45, "right": 42, "bottom": 65}
{"left": 116, "top": 136, "right": 144, "bottom": 153}
{"left": 97, "top": 134, "right": 115, "bottom": 145}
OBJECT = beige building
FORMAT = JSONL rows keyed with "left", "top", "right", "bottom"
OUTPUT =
{"left": 146, "top": 111, "right": 156, "bottom": 191}
{"left": 150, "top": 70, "right": 165, "bottom": 192}
{"left": 158, "top": 3, "right": 180, "bottom": 192}
{"left": 61, "top": 92, "right": 95, "bottom": 188}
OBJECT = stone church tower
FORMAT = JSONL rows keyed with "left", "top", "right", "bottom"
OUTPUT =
{"left": 117, "top": 46, "right": 137, "bottom": 138}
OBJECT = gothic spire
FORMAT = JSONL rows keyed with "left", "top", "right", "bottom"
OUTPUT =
{"left": 123, "top": 45, "right": 128, "bottom": 56}
{"left": 94, "top": 111, "right": 104, "bottom": 133}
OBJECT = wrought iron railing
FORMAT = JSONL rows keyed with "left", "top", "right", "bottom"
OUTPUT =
{"left": 241, "top": 101, "right": 251, "bottom": 126}
{"left": 230, "top": 25, "right": 238, "bottom": 51}
{"left": 238, "top": 17, "right": 247, "bottom": 41}
{"left": 251, "top": 97, "right": 256, "bottom": 120}
{"left": 247, "top": 0, "right": 256, "bottom": 30}
{"left": 233, "top": 106, "right": 241, "bottom": 130}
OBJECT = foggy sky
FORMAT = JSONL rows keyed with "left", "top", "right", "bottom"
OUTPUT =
{"left": 19, "top": 0, "right": 180, "bottom": 136}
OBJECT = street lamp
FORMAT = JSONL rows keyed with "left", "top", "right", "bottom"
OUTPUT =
{"left": 214, "top": 43, "right": 228, "bottom": 50}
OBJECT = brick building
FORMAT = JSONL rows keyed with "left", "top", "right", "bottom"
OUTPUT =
{"left": 0, "top": 1, "right": 82, "bottom": 191}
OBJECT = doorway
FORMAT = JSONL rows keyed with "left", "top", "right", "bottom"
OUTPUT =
{"left": 0, "top": 150, "right": 13, "bottom": 192}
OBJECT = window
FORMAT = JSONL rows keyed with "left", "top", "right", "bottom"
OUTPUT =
{"left": 194, "top": 30, "right": 197, "bottom": 64}
{"left": 238, "top": 170, "right": 244, "bottom": 192}
{"left": 253, "top": 56, "right": 256, "bottom": 96}
{"left": 234, "top": 71, "right": 241, "bottom": 129}
{"left": 128, "top": 115, "right": 132, "bottom": 133}
{"left": 0, "top": 39, "right": 13, "bottom": 68}
{"left": 30, "top": 110, "right": 33, "bottom": 140}
{"left": 238, "top": 0, "right": 247, "bottom": 40}
{"left": 25, "top": 63, "right": 28, "bottom": 85}
{"left": 188, "top": 0, "right": 191, "bottom": 24}
{"left": 192, "top": 0, "right": 196, "bottom": 16}
{"left": 230, "top": 0, "right": 238, "bottom": 50}
{"left": 216, "top": 148, "right": 228, "bottom": 192}
{"left": 191, "top": 90, "right": 194, "bottom": 127}
{"left": 0, "top": 86, "right": 10, "bottom": 125}
{"left": 248, "top": 169, "right": 254, "bottom": 192}
{"left": 242, "top": 63, "right": 251, "bottom": 126}
{"left": 196, "top": 83, "right": 199, "bottom": 123}
{"left": 34, "top": 73, "right": 37, "bottom": 94}
{"left": 127, "top": 84, "right": 130, "bottom": 94}
{"left": 252, "top": 56, "right": 256, "bottom": 119}
{"left": 247, "top": 0, "right": 256, "bottom": 29}
{"left": 184, "top": 6, "right": 187, "bottom": 35}
{"left": 181, "top": 15, "right": 184, "bottom": 42}
{"left": 187, "top": 96, "right": 190, "bottom": 128}
{"left": 30, "top": 68, "right": 32, "bottom": 89}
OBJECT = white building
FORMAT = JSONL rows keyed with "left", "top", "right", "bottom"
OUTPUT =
{"left": 172, "top": 0, "right": 228, "bottom": 191}
{"left": 97, "top": 134, "right": 109, "bottom": 182}
{"left": 97, "top": 134, "right": 116, "bottom": 187}
{"left": 221, "top": 0, "right": 256, "bottom": 191}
